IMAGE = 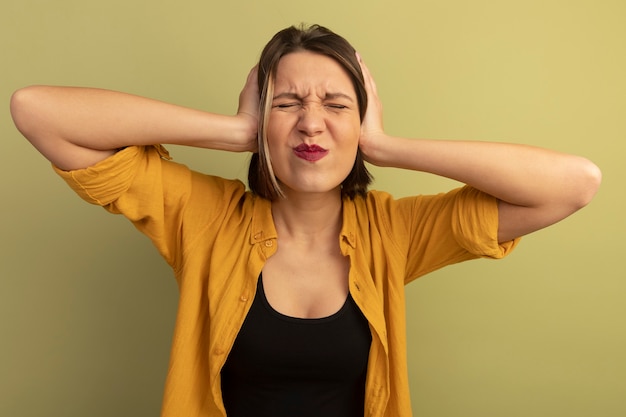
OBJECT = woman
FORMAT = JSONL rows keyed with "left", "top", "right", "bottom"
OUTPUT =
{"left": 10, "top": 24, "right": 600, "bottom": 417}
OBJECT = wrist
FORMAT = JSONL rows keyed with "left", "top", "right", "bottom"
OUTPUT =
{"left": 233, "top": 112, "right": 258, "bottom": 152}
{"left": 197, "top": 113, "right": 257, "bottom": 153}
{"left": 359, "top": 132, "right": 395, "bottom": 167}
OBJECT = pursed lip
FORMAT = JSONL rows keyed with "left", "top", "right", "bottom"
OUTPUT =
{"left": 293, "top": 143, "right": 329, "bottom": 162}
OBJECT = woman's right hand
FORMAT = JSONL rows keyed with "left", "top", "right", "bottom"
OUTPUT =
{"left": 235, "top": 66, "right": 260, "bottom": 153}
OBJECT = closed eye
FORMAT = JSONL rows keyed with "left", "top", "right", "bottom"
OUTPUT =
{"left": 273, "top": 102, "right": 302, "bottom": 111}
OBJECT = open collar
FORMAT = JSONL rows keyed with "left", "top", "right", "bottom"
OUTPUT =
{"left": 249, "top": 194, "right": 278, "bottom": 245}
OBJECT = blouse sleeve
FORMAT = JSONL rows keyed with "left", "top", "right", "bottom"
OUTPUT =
{"left": 53, "top": 145, "right": 246, "bottom": 270}
{"left": 377, "top": 185, "right": 521, "bottom": 283}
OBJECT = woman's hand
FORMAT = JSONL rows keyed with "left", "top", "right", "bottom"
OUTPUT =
{"left": 235, "top": 65, "right": 260, "bottom": 153}
{"left": 356, "top": 53, "right": 388, "bottom": 166}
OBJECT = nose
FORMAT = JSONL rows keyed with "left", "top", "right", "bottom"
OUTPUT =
{"left": 296, "top": 104, "right": 325, "bottom": 136}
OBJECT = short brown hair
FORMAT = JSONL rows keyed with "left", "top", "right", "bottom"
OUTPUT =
{"left": 248, "top": 24, "right": 373, "bottom": 200}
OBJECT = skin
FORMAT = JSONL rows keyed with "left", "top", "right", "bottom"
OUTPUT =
{"left": 356, "top": 56, "right": 601, "bottom": 243}
{"left": 10, "top": 50, "right": 602, "bottom": 318}
{"left": 266, "top": 52, "right": 361, "bottom": 197}
{"left": 262, "top": 52, "right": 362, "bottom": 318}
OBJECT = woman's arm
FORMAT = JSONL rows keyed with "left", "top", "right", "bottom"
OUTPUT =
{"left": 10, "top": 68, "right": 259, "bottom": 171}
{"left": 357, "top": 56, "right": 602, "bottom": 243}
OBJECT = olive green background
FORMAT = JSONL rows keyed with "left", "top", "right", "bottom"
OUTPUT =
{"left": 2, "top": 1, "right": 624, "bottom": 416}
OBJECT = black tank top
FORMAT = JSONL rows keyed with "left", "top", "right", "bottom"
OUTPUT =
{"left": 221, "top": 275, "right": 372, "bottom": 417}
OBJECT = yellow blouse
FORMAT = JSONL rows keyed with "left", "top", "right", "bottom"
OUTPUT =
{"left": 55, "top": 145, "right": 519, "bottom": 417}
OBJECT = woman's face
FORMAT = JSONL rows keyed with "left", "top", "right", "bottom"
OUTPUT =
{"left": 266, "top": 51, "right": 361, "bottom": 196}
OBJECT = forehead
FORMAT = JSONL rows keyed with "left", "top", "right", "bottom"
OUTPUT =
{"left": 274, "top": 51, "right": 355, "bottom": 96}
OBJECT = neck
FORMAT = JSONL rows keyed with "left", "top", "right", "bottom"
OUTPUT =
{"left": 271, "top": 188, "right": 343, "bottom": 241}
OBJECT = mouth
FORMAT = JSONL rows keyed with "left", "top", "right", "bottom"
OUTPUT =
{"left": 293, "top": 143, "right": 329, "bottom": 162}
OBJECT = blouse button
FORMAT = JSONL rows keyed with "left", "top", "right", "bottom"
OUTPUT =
{"left": 240, "top": 295, "right": 248, "bottom": 302}
{"left": 264, "top": 240, "right": 273, "bottom": 247}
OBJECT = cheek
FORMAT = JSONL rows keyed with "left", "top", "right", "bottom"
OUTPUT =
{"left": 265, "top": 113, "right": 292, "bottom": 144}
{"left": 265, "top": 116, "right": 278, "bottom": 142}
{"left": 338, "top": 120, "right": 361, "bottom": 148}
{"left": 265, "top": 118, "right": 283, "bottom": 153}
{"left": 337, "top": 127, "right": 360, "bottom": 171}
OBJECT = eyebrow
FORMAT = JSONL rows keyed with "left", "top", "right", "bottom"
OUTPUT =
{"left": 272, "top": 92, "right": 354, "bottom": 102}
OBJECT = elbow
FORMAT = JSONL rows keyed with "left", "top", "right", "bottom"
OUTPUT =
{"left": 10, "top": 86, "right": 41, "bottom": 140}
{"left": 572, "top": 157, "right": 602, "bottom": 209}
{"left": 10, "top": 85, "right": 60, "bottom": 150}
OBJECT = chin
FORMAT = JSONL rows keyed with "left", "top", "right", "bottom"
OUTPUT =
{"left": 279, "top": 181, "right": 343, "bottom": 197}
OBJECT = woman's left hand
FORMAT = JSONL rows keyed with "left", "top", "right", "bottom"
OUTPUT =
{"left": 357, "top": 53, "right": 387, "bottom": 165}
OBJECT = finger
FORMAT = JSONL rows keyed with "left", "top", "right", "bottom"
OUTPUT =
{"left": 356, "top": 52, "right": 378, "bottom": 97}
{"left": 247, "top": 65, "right": 259, "bottom": 86}
{"left": 239, "top": 66, "right": 260, "bottom": 113}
